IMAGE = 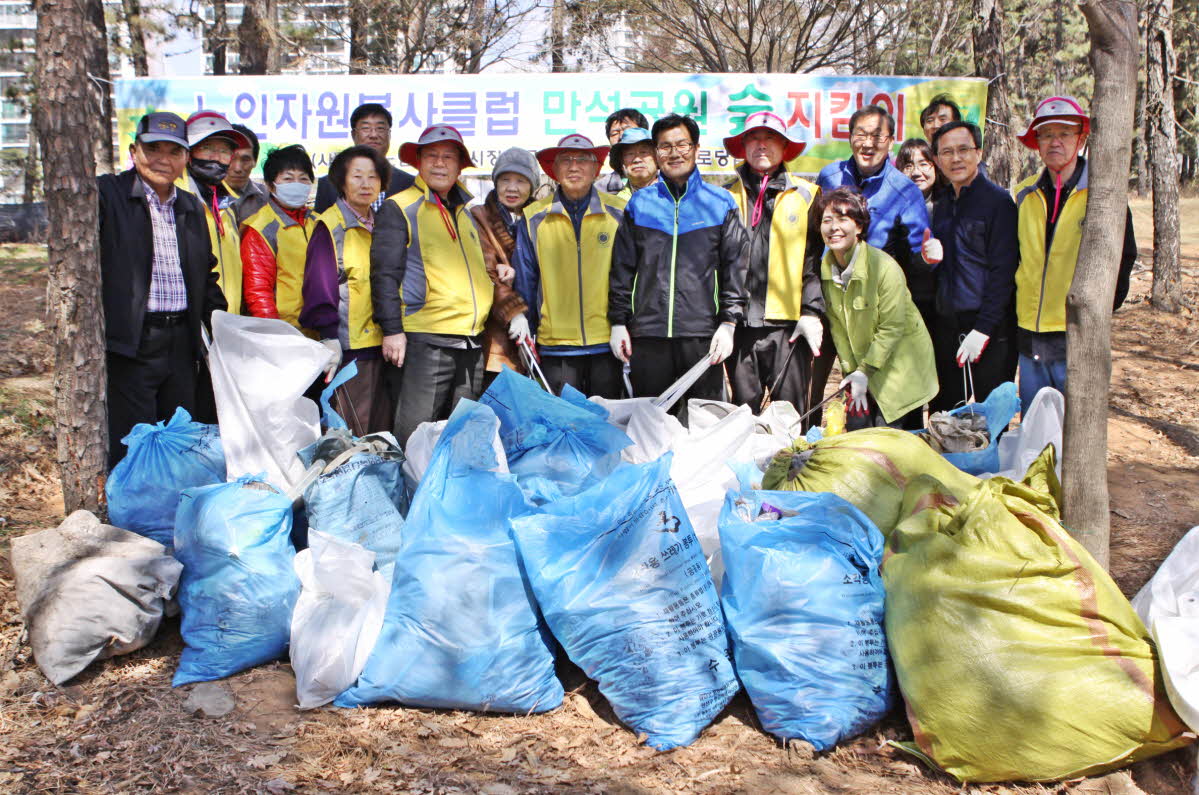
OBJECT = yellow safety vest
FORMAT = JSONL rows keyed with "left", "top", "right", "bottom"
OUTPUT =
{"left": 175, "top": 173, "right": 243, "bottom": 314}
{"left": 242, "top": 198, "right": 316, "bottom": 330}
{"left": 386, "top": 177, "right": 491, "bottom": 336}
{"left": 1014, "top": 163, "right": 1088, "bottom": 333}
{"left": 727, "top": 170, "right": 819, "bottom": 321}
{"left": 314, "top": 200, "right": 383, "bottom": 350}
{"left": 523, "top": 189, "right": 626, "bottom": 347}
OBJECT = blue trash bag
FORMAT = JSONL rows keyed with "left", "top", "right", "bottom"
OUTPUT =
{"left": 106, "top": 407, "right": 226, "bottom": 548}
{"left": 559, "top": 382, "right": 609, "bottom": 419}
{"left": 172, "top": 475, "right": 300, "bottom": 686}
{"left": 511, "top": 454, "right": 740, "bottom": 750}
{"left": 335, "top": 400, "right": 563, "bottom": 713}
{"left": 718, "top": 489, "right": 892, "bottom": 751}
{"left": 296, "top": 429, "right": 407, "bottom": 569}
{"left": 924, "top": 381, "right": 1018, "bottom": 475}
{"left": 480, "top": 367, "right": 630, "bottom": 504}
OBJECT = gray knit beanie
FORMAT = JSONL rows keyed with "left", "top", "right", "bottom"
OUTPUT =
{"left": 491, "top": 147, "right": 540, "bottom": 186}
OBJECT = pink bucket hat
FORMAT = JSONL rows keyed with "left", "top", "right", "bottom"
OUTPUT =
{"left": 1017, "top": 96, "right": 1091, "bottom": 150}
{"left": 536, "top": 134, "right": 610, "bottom": 182}
{"left": 723, "top": 112, "right": 806, "bottom": 161}
{"left": 399, "top": 124, "right": 475, "bottom": 169}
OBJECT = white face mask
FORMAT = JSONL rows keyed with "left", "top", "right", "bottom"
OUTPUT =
{"left": 273, "top": 181, "right": 311, "bottom": 209}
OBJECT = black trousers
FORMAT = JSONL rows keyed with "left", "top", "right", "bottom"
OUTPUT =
{"left": 931, "top": 311, "right": 1018, "bottom": 413}
{"left": 807, "top": 317, "right": 836, "bottom": 428}
{"left": 106, "top": 320, "right": 197, "bottom": 470}
{"left": 540, "top": 352, "right": 621, "bottom": 399}
{"left": 392, "top": 340, "right": 484, "bottom": 448}
{"left": 728, "top": 325, "right": 812, "bottom": 415}
{"left": 629, "top": 337, "right": 725, "bottom": 422}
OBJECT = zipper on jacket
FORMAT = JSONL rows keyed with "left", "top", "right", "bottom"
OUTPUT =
{"left": 453, "top": 207, "right": 479, "bottom": 331}
{"left": 576, "top": 236, "right": 586, "bottom": 345}
{"left": 668, "top": 183, "right": 687, "bottom": 337}
{"left": 1035, "top": 191, "right": 1050, "bottom": 333}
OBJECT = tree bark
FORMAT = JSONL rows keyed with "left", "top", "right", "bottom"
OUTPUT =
{"left": 1132, "top": 79, "right": 1149, "bottom": 196}
{"left": 209, "top": 0, "right": 227, "bottom": 76}
{"left": 1146, "top": 0, "right": 1183, "bottom": 312}
{"left": 23, "top": 112, "right": 39, "bottom": 204}
{"left": 348, "top": 0, "right": 367, "bottom": 74}
{"left": 1066, "top": 0, "right": 1139, "bottom": 569}
{"left": 972, "top": 0, "right": 1015, "bottom": 189}
{"left": 34, "top": 0, "right": 108, "bottom": 515}
{"left": 549, "top": 0, "right": 565, "bottom": 72}
{"left": 120, "top": 0, "right": 148, "bottom": 76}
{"left": 238, "top": 0, "right": 278, "bottom": 75}
{"left": 84, "top": 0, "right": 113, "bottom": 173}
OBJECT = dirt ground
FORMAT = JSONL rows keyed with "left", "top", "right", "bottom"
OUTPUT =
{"left": 1, "top": 198, "right": 1197, "bottom": 794}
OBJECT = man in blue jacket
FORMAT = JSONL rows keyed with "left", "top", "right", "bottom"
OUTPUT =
{"left": 812, "top": 104, "right": 933, "bottom": 418}
{"left": 609, "top": 113, "right": 749, "bottom": 412}
{"left": 929, "top": 120, "right": 1018, "bottom": 410}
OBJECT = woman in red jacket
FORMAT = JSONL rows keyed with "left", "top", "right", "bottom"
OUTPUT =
{"left": 240, "top": 144, "right": 316, "bottom": 328}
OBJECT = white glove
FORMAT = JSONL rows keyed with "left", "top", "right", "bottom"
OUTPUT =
{"left": 789, "top": 315, "right": 823, "bottom": 356}
{"left": 839, "top": 370, "right": 869, "bottom": 415}
{"left": 956, "top": 329, "right": 990, "bottom": 366}
{"left": 708, "top": 322, "right": 735, "bottom": 364}
{"left": 921, "top": 228, "right": 943, "bottom": 265}
{"left": 496, "top": 262, "right": 515, "bottom": 285}
{"left": 319, "top": 338, "right": 342, "bottom": 382}
{"left": 508, "top": 314, "right": 531, "bottom": 344}
{"left": 609, "top": 324, "right": 631, "bottom": 362}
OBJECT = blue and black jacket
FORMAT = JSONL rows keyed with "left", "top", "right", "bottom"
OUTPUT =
{"left": 608, "top": 168, "right": 748, "bottom": 338}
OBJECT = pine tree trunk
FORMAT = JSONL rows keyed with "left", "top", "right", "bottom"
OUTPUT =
{"left": 348, "top": 0, "right": 367, "bottom": 74}
{"left": 85, "top": 0, "right": 113, "bottom": 173}
{"left": 1146, "top": 0, "right": 1183, "bottom": 312}
{"left": 1066, "top": 0, "right": 1139, "bottom": 569}
{"left": 1132, "top": 79, "right": 1149, "bottom": 196}
{"left": 238, "top": 0, "right": 277, "bottom": 75}
{"left": 973, "top": 0, "right": 1015, "bottom": 189}
{"left": 549, "top": 0, "right": 566, "bottom": 72}
{"left": 34, "top": 0, "right": 108, "bottom": 514}
{"left": 23, "top": 116, "right": 39, "bottom": 204}
{"left": 120, "top": 0, "right": 148, "bottom": 76}
{"left": 209, "top": 0, "right": 227, "bottom": 76}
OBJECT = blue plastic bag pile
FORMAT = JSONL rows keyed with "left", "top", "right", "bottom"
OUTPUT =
{"left": 108, "top": 376, "right": 897, "bottom": 754}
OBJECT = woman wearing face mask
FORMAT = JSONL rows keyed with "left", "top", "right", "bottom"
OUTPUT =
{"left": 298, "top": 145, "right": 393, "bottom": 435}
{"left": 470, "top": 147, "right": 541, "bottom": 388}
{"left": 817, "top": 187, "right": 936, "bottom": 431}
{"left": 896, "top": 138, "right": 943, "bottom": 214}
{"left": 241, "top": 144, "right": 317, "bottom": 328}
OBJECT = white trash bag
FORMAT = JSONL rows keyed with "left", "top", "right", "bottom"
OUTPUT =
{"left": 206, "top": 311, "right": 332, "bottom": 491}
{"left": 290, "top": 531, "right": 390, "bottom": 709}
{"left": 1132, "top": 525, "right": 1199, "bottom": 732}
{"left": 981, "top": 386, "right": 1064, "bottom": 481}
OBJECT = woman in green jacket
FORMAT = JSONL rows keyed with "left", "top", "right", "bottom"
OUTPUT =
{"left": 817, "top": 186, "right": 937, "bottom": 430}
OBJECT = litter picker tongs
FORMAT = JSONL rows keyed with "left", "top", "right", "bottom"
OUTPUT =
{"left": 517, "top": 337, "right": 552, "bottom": 393}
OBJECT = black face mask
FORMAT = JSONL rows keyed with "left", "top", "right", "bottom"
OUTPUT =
{"left": 189, "top": 158, "right": 229, "bottom": 186}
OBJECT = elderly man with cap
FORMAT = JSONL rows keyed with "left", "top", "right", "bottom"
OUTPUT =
{"left": 370, "top": 124, "right": 493, "bottom": 445}
{"left": 1012, "top": 96, "right": 1137, "bottom": 415}
{"left": 97, "top": 112, "right": 226, "bottom": 468}
{"left": 176, "top": 110, "right": 250, "bottom": 315}
{"left": 509, "top": 134, "right": 627, "bottom": 398}
{"left": 222, "top": 123, "right": 270, "bottom": 224}
{"left": 315, "top": 102, "right": 416, "bottom": 214}
{"left": 609, "top": 113, "right": 749, "bottom": 415}
{"left": 609, "top": 127, "right": 658, "bottom": 200}
{"left": 722, "top": 112, "right": 824, "bottom": 414}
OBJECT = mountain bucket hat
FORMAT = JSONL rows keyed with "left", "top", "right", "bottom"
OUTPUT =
{"left": 1017, "top": 96, "right": 1090, "bottom": 150}
{"left": 399, "top": 124, "right": 475, "bottom": 169}
{"left": 185, "top": 110, "right": 251, "bottom": 150}
{"left": 536, "top": 134, "right": 610, "bottom": 182}
{"left": 723, "top": 111, "right": 806, "bottom": 161}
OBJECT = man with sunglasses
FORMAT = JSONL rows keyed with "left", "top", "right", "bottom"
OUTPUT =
{"left": 609, "top": 113, "right": 748, "bottom": 415}
{"left": 1012, "top": 96, "right": 1137, "bottom": 415}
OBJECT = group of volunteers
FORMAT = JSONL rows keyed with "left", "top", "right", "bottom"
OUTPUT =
{"left": 97, "top": 90, "right": 1136, "bottom": 466}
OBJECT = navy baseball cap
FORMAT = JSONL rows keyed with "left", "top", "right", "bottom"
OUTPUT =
{"left": 136, "top": 112, "right": 189, "bottom": 149}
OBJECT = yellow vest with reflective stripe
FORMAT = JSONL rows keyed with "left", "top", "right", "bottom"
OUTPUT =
{"left": 1014, "top": 164, "right": 1088, "bottom": 333}
{"left": 727, "top": 170, "right": 819, "bottom": 321}
{"left": 243, "top": 198, "right": 316, "bottom": 329}
{"left": 175, "top": 173, "right": 244, "bottom": 314}
{"left": 387, "top": 177, "right": 491, "bottom": 336}
{"left": 315, "top": 200, "right": 383, "bottom": 350}
{"left": 524, "top": 189, "right": 626, "bottom": 347}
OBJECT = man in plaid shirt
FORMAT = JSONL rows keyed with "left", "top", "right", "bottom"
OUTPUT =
{"left": 97, "top": 112, "right": 226, "bottom": 468}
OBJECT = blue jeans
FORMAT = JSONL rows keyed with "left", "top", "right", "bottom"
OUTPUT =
{"left": 1018, "top": 353, "right": 1067, "bottom": 417}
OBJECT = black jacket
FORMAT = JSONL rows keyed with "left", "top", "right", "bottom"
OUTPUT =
{"left": 930, "top": 172, "right": 1019, "bottom": 335}
{"left": 609, "top": 169, "right": 748, "bottom": 338}
{"left": 98, "top": 168, "right": 225, "bottom": 359}
{"left": 314, "top": 165, "right": 415, "bottom": 214}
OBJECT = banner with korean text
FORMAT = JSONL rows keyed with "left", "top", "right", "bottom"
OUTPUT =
{"left": 115, "top": 73, "right": 988, "bottom": 177}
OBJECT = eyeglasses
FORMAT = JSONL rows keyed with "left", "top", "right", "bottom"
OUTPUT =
{"left": 938, "top": 146, "right": 979, "bottom": 159}
{"left": 851, "top": 131, "right": 892, "bottom": 145}
{"left": 1035, "top": 130, "right": 1080, "bottom": 143}
{"left": 555, "top": 155, "right": 597, "bottom": 166}
{"left": 655, "top": 142, "right": 695, "bottom": 155}
{"left": 354, "top": 123, "right": 390, "bottom": 134}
